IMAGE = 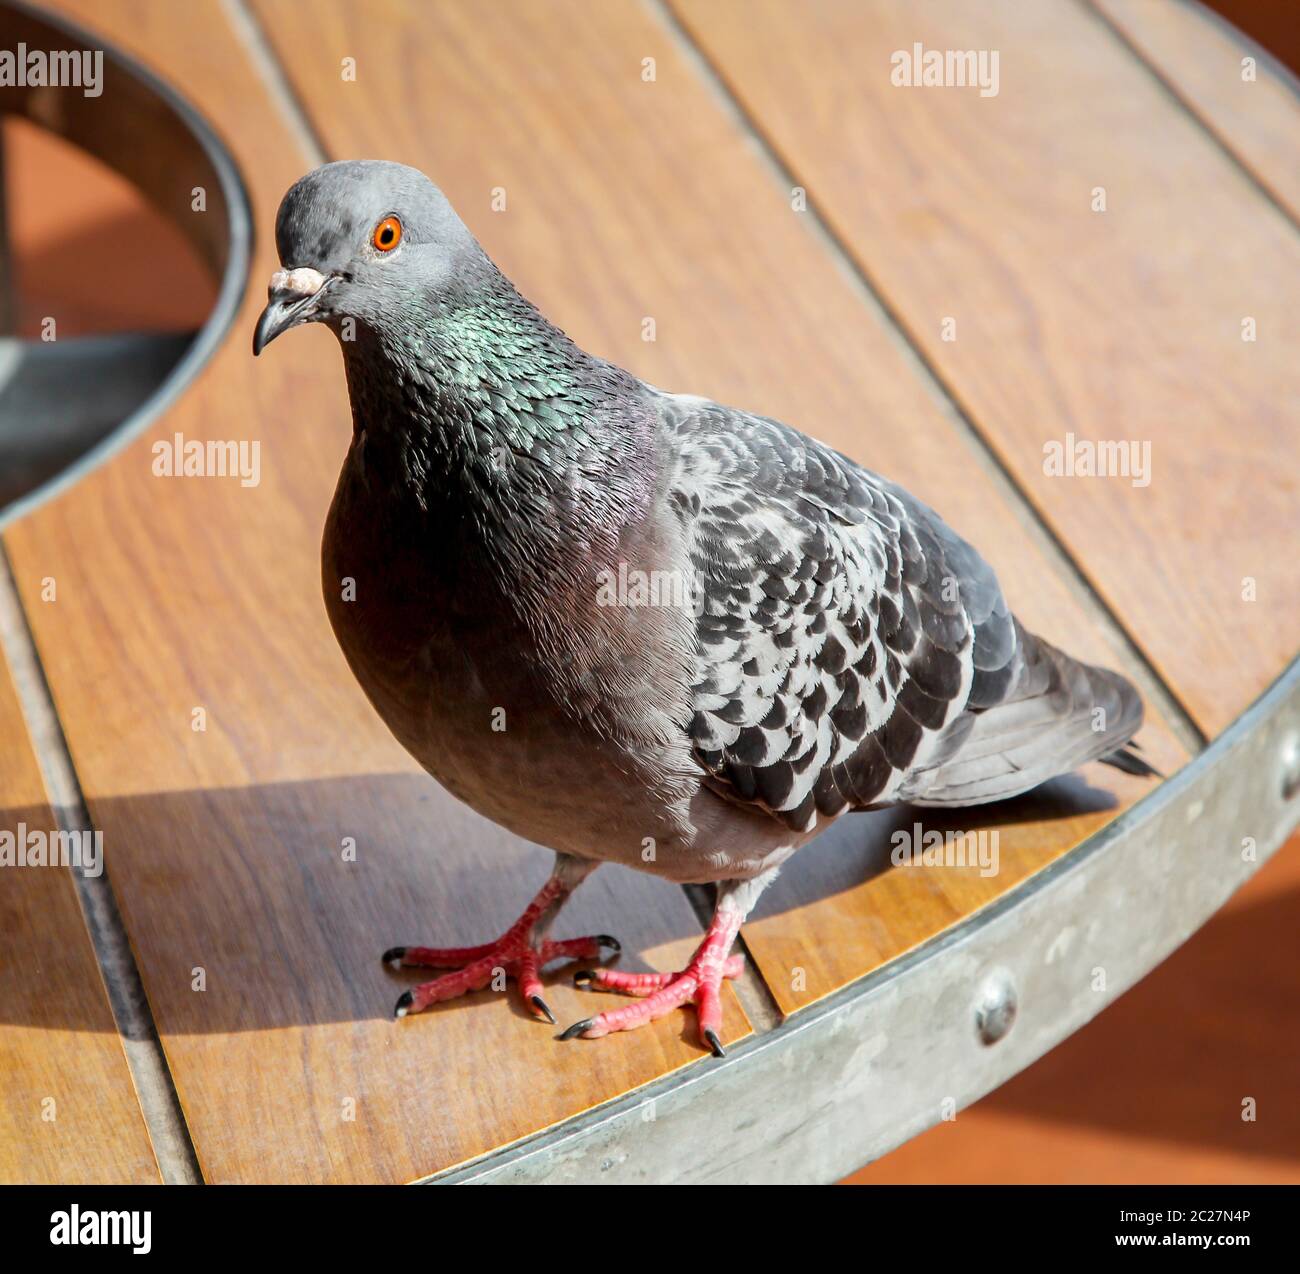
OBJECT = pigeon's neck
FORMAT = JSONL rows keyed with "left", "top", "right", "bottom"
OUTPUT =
{"left": 342, "top": 268, "right": 640, "bottom": 464}
{"left": 338, "top": 269, "right": 660, "bottom": 601}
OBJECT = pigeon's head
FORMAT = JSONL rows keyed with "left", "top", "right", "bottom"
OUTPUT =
{"left": 253, "top": 160, "right": 482, "bottom": 356}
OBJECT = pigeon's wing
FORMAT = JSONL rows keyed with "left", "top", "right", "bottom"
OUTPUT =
{"left": 661, "top": 396, "right": 1144, "bottom": 834}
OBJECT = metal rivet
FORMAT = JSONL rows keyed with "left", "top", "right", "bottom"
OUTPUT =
{"left": 974, "top": 968, "right": 1018, "bottom": 1046}
{"left": 1280, "top": 734, "right": 1300, "bottom": 803}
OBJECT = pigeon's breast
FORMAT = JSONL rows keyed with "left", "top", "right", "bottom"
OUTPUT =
{"left": 318, "top": 450, "right": 744, "bottom": 877}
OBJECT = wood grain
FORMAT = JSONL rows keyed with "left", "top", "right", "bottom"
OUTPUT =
{"left": 1096, "top": 0, "right": 1300, "bottom": 223}
{"left": 673, "top": 0, "right": 1300, "bottom": 738}
{"left": 5, "top": 0, "right": 746, "bottom": 1184}
{"left": 0, "top": 656, "right": 158, "bottom": 1183}
{"left": 249, "top": 0, "right": 1185, "bottom": 1019}
{"left": 3, "top": 113, "right": 213, "bottom": 338}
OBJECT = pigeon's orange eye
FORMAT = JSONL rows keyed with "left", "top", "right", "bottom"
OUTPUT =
{"left": 372, "top": 216, "right": 402, "bottom": 252}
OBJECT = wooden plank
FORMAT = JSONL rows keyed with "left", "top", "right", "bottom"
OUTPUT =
{"left": 0, "top": 656, "right": 158, "bottom": 1183}
{"left": 1096, "top": 0, "right": 1300, "bottom": 224}
{"left": 3, "top": 113, "right": 213, "bottom": 338}
{"left": 673, "top": 0, "right": 1300, "bottom": 738}
{"left": 248, "top": 0, "right": 1186, "bottom": 1023}
{"left": 6, "top": 0, "right": 746, "bottom": 1184}
{"left": 0, "top": 112, "right": 215, "bottom": 516}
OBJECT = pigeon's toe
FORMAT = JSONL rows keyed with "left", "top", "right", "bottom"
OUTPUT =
{"left": 528, "top": 995, "right": 557, "bottom": 1025}
{"left": 384, "top": 879, "right": 621, "bottom": 1026}
{"left": 564, "top": 926, "right": 744, "bottom": 1055}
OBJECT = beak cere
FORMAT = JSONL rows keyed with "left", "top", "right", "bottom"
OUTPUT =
{"left": 252, "top": 267, "right": 330, "bottom": 355}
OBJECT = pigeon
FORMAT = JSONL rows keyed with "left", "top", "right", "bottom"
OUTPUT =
{"left": 254, "top": 160, "right": 1155, "bottom": 1056}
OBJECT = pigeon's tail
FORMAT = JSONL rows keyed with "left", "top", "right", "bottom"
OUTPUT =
{"left": 1100, "top": 739, "right": 1162, "bottom": 779}
{"left": 904, "top": 621, "right": 1155, "bottom": 807}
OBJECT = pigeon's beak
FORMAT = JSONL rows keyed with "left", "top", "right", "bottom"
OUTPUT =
{"left": 252, "top": 267, "right": 333, "bottom": 355}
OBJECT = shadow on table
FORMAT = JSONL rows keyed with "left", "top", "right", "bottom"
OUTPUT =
{"left": 0, "top": 768, "right": 1121, "bottom": 1037}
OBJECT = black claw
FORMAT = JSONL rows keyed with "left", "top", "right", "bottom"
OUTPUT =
{"left": 703, "top": 1028, "right": 726, "bottom": 1059}
{"left": 393, "top": 990, "right": 414, "bottom": 1018}
{"left": 530, "top": 995, "right": 557, "bottom": 1025}
{"left": 557, "top": 1017, "right": 595, "bottom": 1041}
{"left": 573, "top": 969, "right": 595, "bottom": 988}
{"left": 382, "top": 946, "right": 407, "bottom": 966}
{"left": 596, "top": 934, "right": 621, "bottom": 954}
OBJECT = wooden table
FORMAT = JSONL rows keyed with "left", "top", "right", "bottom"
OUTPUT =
{"left": 0, "top": 0, "right": 1296, "bottom": 1183}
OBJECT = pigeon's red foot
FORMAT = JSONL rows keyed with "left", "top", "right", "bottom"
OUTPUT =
{"left": 561, "top": 906, "right": 744, "bottom": 1056}
{"left": 385, "top": 876, "right": 618, "bottom": 1025}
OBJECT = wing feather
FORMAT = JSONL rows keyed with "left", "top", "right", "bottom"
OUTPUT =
{"left": 662, "top": 394, "right": 1146, "bottom": 831}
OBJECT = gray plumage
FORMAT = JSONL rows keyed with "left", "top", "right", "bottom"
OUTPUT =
{"left": 254, "top": 160, "right": 1153, "bottom": 1045}
{"left": 668, "top": 397, "right": 1149, "bottom": 832}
